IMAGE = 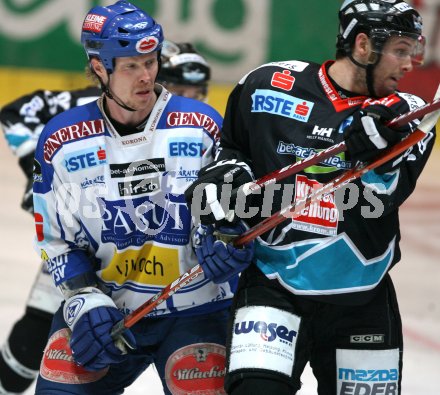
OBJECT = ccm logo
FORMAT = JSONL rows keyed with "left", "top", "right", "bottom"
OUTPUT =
{"left": 350, "top": 334, "right": 384, "bottom": 344}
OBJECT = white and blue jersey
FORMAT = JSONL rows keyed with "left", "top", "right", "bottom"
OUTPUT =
{"left": 33, "top": 85, "right": 234, "bottom": 316}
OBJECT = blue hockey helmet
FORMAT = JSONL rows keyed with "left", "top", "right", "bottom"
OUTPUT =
{"left": 81, "top": 0, "right": 164, "bottom": 73}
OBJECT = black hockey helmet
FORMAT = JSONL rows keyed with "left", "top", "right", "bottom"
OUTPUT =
{"left": 336, "top": 0, "right": 424, "bottom": 97}
{"left": 157, "top": 40, "right": 210, "bottom": 101}
{"left": 337, "top": 0, "right": 424, "bottom": 64}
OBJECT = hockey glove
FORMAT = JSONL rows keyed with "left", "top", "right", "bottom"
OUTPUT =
{"left": 63, "top": 288, "right": 136, "bottom": 371}
{"left": 193, "top": 222, "right": 254, "bottom": 284}
{"left": 344, "top": 105, "right": 408, "bottom": 164}
{"left": 374, "top": 148, "right": 410, "bottom": 175}
{"left": 21, "top": 177, "right": 34, "bottom": 214}
{"left": 185, "top": 159, "right": 254, "bottom": 225}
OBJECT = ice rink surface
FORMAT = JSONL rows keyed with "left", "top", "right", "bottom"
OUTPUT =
{"left": 0, "top": 138, "right": 438, "bottom": 394}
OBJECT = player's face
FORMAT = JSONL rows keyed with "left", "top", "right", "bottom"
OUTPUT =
{"left": 372, "top": 36, "right": 418, "bottom": 97}
{"left": 110, "top": 52, "right": 159, "bottom": 111}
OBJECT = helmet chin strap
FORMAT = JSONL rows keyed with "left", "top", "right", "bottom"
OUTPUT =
{"left": 97, "top": 73, "right": 137, "bottom": 112}
{"left": 347, "top": 53, "right": 380, "bottom": 98}
{"left": 91, "top": 51, "right": 162, "bottom": 113}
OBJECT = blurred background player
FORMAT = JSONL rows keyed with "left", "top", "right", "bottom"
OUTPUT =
{"left": 158, "top": 40, "right": 211, "bottom": 102}
{"left": 0, "top": 37, "right": 212, "bottom": 394}
{"left": 0, "top": 86, "right": 100, "bottom": 394}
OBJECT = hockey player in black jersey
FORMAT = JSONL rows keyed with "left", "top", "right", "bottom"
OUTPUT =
{"left": 185, "top": 1, "right": 436, "bottom": 394}
{"left": 0, "top": 34, "right": 220, "bottom": 395}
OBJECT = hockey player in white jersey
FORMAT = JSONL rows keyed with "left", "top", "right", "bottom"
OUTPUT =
{"left": 0, "top": 38, "right": 214, "bottom": 394}
{"left": 32, "top": 1, "right": 252, "bottom": 394}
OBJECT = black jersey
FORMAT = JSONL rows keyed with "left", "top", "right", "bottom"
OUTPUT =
{"left": 218, "top": 60, "right": 436, "bottom": 304}
{"left": 0, "top": 86, "right": 101, "bottom": 162}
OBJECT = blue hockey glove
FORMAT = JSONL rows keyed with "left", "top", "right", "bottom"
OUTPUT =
{"left": 63, "top": 289, "right": 136, "bottom": 371}
{"left": 193, "top": 222, "right": 254, "bottom": 284}
{"left": 184, "top": 159, "right": 254, "bottom": 225}
{"left": 344, "top": 105, "right": 408, "bottom": 164}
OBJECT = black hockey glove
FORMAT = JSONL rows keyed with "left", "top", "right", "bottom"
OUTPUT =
{"left": 18, "top": 151, "right": 35, "bottom": 214}
{"left": 344, "top": 105, "right": 408, "bottom": 164}
{"left": 185, "top": 159, "right": 254, "bottom": 225}
{"left": 21, "top": 177, "right": 34, "bottom": 214}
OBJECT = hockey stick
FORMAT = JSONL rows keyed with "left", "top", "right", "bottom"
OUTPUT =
{"left": 234, "top": 107, "right": 439, "bottom": 245}
{"left": 111, "top": 91, "right": 440, "bottom": 340}
{"left": 111, "top": 264, "right": 204, "bottom": 339}
{"left": 237, "top": 96, "right": 440, "bottom": 196}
